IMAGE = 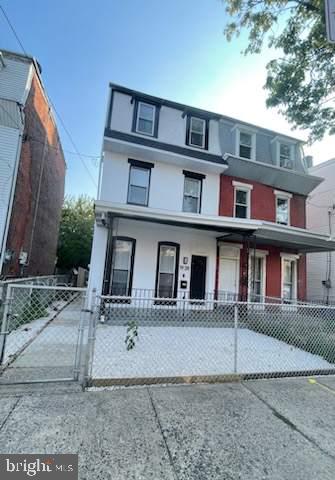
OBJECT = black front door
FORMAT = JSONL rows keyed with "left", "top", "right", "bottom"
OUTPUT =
{"left": 190, "top": 255, "right": 207, "bottom": 299}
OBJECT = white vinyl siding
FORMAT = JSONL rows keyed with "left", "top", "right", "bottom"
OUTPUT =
{"left": 0, "top": 56, "right": 32, "bottom": 103}
{"left": 0, "top": 126, "right": 20, "bottom": 259}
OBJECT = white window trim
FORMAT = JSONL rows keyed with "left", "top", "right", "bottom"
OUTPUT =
{"left": 136, "top": 101, "right": 156, "bottom": 136}
{"left": 248, "top": 249, "right": 268, "bottom": 301}
{"left": 235, "top": 127, "right": 256, "bottom": 161}
{"left": 280, "top": 254, "right": 298, "bottom": 301}
{"left": 275, "top": 190, "right": 291, "bottom": 226}
{"left": 233, "top": 182, "right": 253, "bottom": 219}
{"left": 274, "top": 139, "right": 295, "bottom": 168}
{"left": 189, "top": 116, "right": 206, "bottom": 149}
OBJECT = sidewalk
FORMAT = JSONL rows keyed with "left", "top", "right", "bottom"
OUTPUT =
{"left": 0, "top": 377, "right": 335, "bottom": 479}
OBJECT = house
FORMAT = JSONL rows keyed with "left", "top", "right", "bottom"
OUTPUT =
{"left": 306, "top": 158, "right": 335, "bottom": 302}
{"left": 88, "top": 84, "right": 335, "bottom": 303}
{"left": 0, "top": 49, "right": 66, "bottom": 278}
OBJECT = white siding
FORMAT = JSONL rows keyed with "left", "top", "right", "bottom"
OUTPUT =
{"left": 100, "top": 152, "right": 219, "bottom": 215}
{"left": 0, "top": 55, "right": 32, "bottom": 103}
{"left": 0, "top": 125, "right": 20, "bottom": 259}
{"left": 89, "top": 219, "right": 217, "bottom": 296}
{"left": 307, "top": 160, "right": 335, "bottom": 300}
{"left": 109, "top": 91, "right": 221, "bottom": 156}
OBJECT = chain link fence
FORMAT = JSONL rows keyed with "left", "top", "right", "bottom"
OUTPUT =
{"left": 0, "top": 284, "right": 88, "bottom": 384}
{"left": 88, "top": 292, "right": 335, "bottom": 387}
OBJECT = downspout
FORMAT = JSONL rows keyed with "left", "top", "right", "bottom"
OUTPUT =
{"left": 0, "top": 118, "right": 24, "bottom": 276}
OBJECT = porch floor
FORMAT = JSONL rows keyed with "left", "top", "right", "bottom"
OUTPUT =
{"left": 92, "top": 325, "right": 334, "bottom": 379}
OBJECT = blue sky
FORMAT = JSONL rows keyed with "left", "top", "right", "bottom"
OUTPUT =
{"left": 1, "top": 0, "right": 334, "bottom": 198}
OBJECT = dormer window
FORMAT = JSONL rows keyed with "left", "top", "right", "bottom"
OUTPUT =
{"left": 234, "top": 126, "right": 256, "bottom": 160}
{"left": 279, "top": 142, "right": 293, "bottom": 169}
{"left": 186, "top": 116, "right": 208, "bottom": 149}
{"left": 135, "top": 102, "right": 156, "bottom": 136}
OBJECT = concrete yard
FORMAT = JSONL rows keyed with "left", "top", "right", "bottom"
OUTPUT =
{"left": 0, "top": 377, "right": 335, "bottom": 479}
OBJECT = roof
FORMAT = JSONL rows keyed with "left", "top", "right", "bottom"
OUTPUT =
{"left": 109, "top": 82, "right": 306, "bottom": 144}
{"left": 310, "top": 158, "right": 335, "bottom": 173}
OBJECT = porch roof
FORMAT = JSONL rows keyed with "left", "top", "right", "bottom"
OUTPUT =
{"left": 95, "top": 201, "right": 335, "bottom": 253}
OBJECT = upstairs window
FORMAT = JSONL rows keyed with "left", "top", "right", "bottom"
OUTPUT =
{"left": 187, "top": 116, "right": 207, "bottom": 149}
{"left": 233, "top": 181, "right": 253, "bottom": 219}
{"left": 235, "top": 127, "right": 256, "bottom": 160}
{"left": 279, "top": 142, "right": 293, "bottom": 169}
{"left": 135, "top": 101, "right": 156, "bottom": 136}
{"left": 127, "top": 160, "right": 153, "bottom": 206}
{"left": 182, "top": 171, "right": 205, "bottom": 214}
{"left": 275, "top": 190, "right": 291, "bottom": 225}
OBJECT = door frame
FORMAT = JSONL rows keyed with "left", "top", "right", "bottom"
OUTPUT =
{"left": 190, "top": 254, "right": 207, "bottom": 300}
{"left": 218, "top": 243, "right": 242, "bottom": 295}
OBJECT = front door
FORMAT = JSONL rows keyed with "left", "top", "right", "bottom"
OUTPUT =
{"left": 218, "top": 245, "right": 241, "bottom": 299}
{"left": 190, "top": 255, "right": 207, "bottom": 299}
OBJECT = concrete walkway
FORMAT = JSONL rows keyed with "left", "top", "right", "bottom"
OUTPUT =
{"left": 0, "top": 377, "right": 335, "bottom": 479}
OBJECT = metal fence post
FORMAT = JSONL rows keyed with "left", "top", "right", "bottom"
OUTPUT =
{"left": 83, "top": 288, "right": 98, "bottom": 387}
{"left": 0, "top": 284, "right": 12, "bottom": 365}
{"left": 233, "top": 303, "right": 238, "bottom": 374}
{"left": 73, "top": 290, "right": 88, "bottom": 381}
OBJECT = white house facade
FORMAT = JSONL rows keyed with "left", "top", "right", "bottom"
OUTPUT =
{"left": 88, "top": 84, "right": 335, "bottom": 303}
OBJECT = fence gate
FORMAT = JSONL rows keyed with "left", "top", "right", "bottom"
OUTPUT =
{"left": 0, "top": 284, "right": 89, "bottom": 384}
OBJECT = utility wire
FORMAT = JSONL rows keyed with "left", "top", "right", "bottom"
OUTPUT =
{"left": 0, "top": 4, "right": 98, "bottom": 187}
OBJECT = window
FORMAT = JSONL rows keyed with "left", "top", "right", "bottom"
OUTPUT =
{"left": 279, "top": 142, "right": 293, "bottom": 169}
{"left": 249, "top": 251, "right": 268, "bottom": 302}
{"left": 275, "top": 190, "right": 291, "bottom": 225}
{"left": 235, "top": 127, "right": 256, "bottom": 160}
{"left": 155, "top": 243, "right": 179, "bottom": 298}
{"left": 127, "top": 160, "right": 153, "bottom": 206}
{"left": 187, "top": 116, "right": 207, "bottom": 149}
{"left": 135, "top": 102, "right": 156, "bottom": 136}
{"left": 110, "top": 238, "right": 135, "bottom": 296}
{"left": 281, "top": 257, "right": 297, "bottom": 301}
{"left": 233, "top": 181, "right": 253, "bottom": 219}
{"left": 182, "top": 171, "right": 204, "bottom": 213}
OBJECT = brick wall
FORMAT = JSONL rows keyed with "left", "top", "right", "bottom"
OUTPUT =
{"left": 219, "top": 175, "right": 306, "bottom": 227}
{"left": 2, "top": 72, "right": 65, "bottom": 277}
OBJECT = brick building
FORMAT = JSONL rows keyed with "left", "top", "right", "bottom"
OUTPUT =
{"left": 0, "top": 49, "right": 65, "bottom": 278}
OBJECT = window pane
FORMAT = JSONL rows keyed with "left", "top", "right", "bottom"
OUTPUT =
{"left": 128, "top": 185, "right": 147, "bottom": 205}
{"left": 284, "top": 260, "right": 293, "bottom": 284}
{"left": 130, "top": 167, "right": 149, "bottom": 188}
{"left": 191, "top": 117, "right": 205, "bottom": 133}
{"left": 159, "top": 246, "right": 176, "bottom": 273}
{"left": 236, "top": 190, "right": 247, "bottom": 205}
{"left": 139, "top": 103, "right": 154, "bottom": 121}
{"left": 184, "top": 177, "right": 200, "bottom": 197}
{"left": 183, "top": 195, "right": 199, "bottom": 213}
{"left": 138, "top": 118, "right": 153, "bottom": 134}
{"left": 114, "top": 240, "right": 132, "bottom": 270}
{"left": 111, "top": 270, "right": 128, "bottom": 296}
{"left": 240, "top": 132, "right": 252, "bottom": 146}
{"left": 283, "top": 284, "right": 292, "bottom": 299}
{"left": 239, "top": 144, "right": 251, "bottom": 159}
{"left": 158, "top": 273, "right": 174, "bottom": 297}
{"left": 277, "top": 198, "right": 288, "bottom": 224}
{"left": 236, "top": 205, "right": 247, "bottom": 218}
{"left": 190, "top": 132, "right": 204, "bottom": 147}
{"left": 280, "top": 143, "right": 290, "bottom": 158}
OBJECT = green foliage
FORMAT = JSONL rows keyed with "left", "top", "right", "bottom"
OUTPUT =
{"left": 57, "top": 195, "right": 94, "bottom": 271}
{"left": 125, "top": 320, "right": 138, "bottom": 351}
{"left": 223, "top": 0, "right": 335, "bottom": 141}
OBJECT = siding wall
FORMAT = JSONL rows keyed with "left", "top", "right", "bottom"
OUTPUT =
{"left": 307, "top": 161, "right": 335, "bottom": 300}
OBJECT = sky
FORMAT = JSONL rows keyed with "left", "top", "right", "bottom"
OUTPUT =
{"left": 1, "top": 0, "right": 335, "bottom": 199}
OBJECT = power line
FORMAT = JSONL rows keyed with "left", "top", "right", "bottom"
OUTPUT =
{"left": 0, "top": 4, "right": 98, "bottom": 187}
{"left": 0, "top": 4, "right": 27, "bottom": 56}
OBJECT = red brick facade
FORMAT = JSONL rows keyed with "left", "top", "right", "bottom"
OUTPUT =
{"left": 219, "top": 175, "right": 306, "bottom": 227}
{"left": 2, "top": 73, "right": 65, "bottom": 277}
{"left": 219, "top": 175, "right": 307, "bottom": 300}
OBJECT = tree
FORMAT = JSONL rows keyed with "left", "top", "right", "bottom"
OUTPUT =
{"left": 223, "top": 0, "right": 335, "bottom": 142}
{"left": 57, "top": 195, "right": 94, "bottom": 271}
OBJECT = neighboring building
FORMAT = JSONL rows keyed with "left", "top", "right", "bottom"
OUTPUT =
{"left": 307, "top": 159, "right": 335, "bottom": 301}
{"left": 88, "top": 84, "right": 335, "bottom": 302}
{"left": 0, "top": 49, "right": 66, "bottom": 278}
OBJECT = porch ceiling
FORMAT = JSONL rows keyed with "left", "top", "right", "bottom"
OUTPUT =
{"left": 95, "top": 201, "right": 335, "bottom": 253}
